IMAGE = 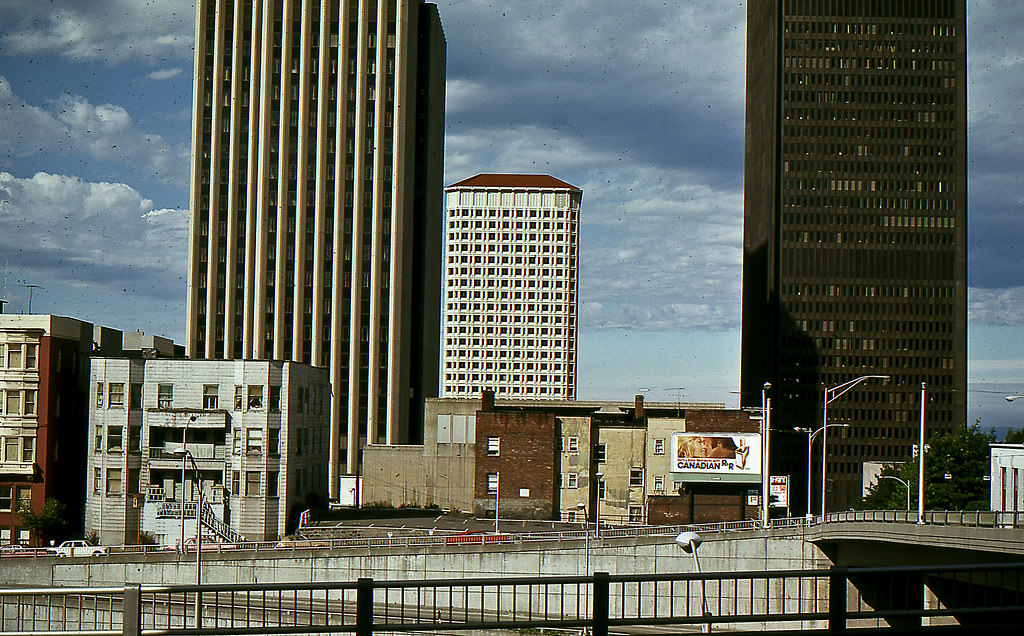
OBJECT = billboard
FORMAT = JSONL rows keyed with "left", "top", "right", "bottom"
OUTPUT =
{"left": 670, "top": 433, "right": 762, "bottom": 482}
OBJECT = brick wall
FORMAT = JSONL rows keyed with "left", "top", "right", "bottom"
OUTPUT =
{"left": 473, "top": 410, "right": 558, "bottom": 519}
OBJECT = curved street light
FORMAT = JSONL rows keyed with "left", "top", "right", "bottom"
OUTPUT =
{"left": 822, "top": 375, "right": 889, "bottom": 519}
{"left": 172, "top": 447, "right": 203, "bottom": 628}
{"left": 1006, "top": 395, "right": 1024, "bottom": 403}
{"left": 794, "top": 423, "right": 849, "bottom": 519}
{"left": 879, "top": 475, "right": 911, "bottom": 511}
{"left": 675, "top": 532, "right": 710, "bottom": 633}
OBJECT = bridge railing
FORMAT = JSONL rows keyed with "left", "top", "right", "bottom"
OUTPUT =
{"left": 827, "top": 509, "right": 1024, "bottom": 528}
{"left": 2, "top": 562, "right": 1023, "bottom": 635}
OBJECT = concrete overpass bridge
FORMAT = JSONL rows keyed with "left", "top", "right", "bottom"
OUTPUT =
{"left": 0, "top": 511, "right": 1022, "bottom": 633}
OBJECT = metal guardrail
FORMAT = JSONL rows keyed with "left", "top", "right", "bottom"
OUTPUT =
{"left": 8, "top": 510, "right": 1020, "bottom": 560}
{"left": 828, "top": 509, "right": 1024, "bottom": 528}
{"left": 2, "top": 562, "right": 1022, "bottom": 635}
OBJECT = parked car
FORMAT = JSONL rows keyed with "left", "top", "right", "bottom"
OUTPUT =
{"left": 55, "top": 540, "right": 107, "bottom": 557}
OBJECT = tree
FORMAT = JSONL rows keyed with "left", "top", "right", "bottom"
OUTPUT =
{"left": 19, "top": 498, "right": 69, "bottom": 544}
{"left": 1003, "top": 427, "right": 1024, "bottom": 445}
{"left": 858, "top": 424, "right": 994, "bottom": 511}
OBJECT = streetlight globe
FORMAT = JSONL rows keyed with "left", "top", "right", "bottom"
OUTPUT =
{"left": 674, "top": 531, "right": 702, "bottom": 553}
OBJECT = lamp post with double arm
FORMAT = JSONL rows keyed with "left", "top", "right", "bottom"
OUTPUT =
{"left": 172, "top": 447, "right": 202, "bottom": 628}
{"left": 821, "top": 375, "right": 889, "bottom": 519}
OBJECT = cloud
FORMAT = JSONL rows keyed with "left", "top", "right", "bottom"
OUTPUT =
{"left": 0, "top": 171, "right": 188, "bottom": 313}
{"left": 969, "top": 288, "right": 1024, "bottom": 326}
{"left": 148, "top": 68, "right": 183, "bottom": 81}
{"left": 0, "top": 0, "right": 194, "bottom": 64}
{"left": 0, "top": 76, "right": 188, "bottom": 184}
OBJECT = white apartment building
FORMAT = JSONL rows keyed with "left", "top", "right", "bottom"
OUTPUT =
{"left": 85, "top": 359, "right": 329, "bottom": 545}
{"left": 442, "top": 174, "right": 581, "bottom": 400}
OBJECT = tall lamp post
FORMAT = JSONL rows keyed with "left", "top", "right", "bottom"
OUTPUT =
{"left": 180, "top": 414, "right": 198, "bottom": 553}
{"left": 917, "top": 382, "right": 926, "bottom": 525}
{"left": 821, "top": 375, "right": 889, "bottom": 519}
{"left": 794, "top": 423, "right": 849, "bottom": 519}
{"left": 675, "top": 532, "right": 710, "bottom": 633}
{"left": 172, "top": 447, "right": 203, "bottom": 628}
{"left": 1005, "top": 395, "right": 1024, "bottom": 403}
{"left": 880, "top": 475, "right": 911, "bottom": 511}
{"left": 760, "top": 382, "right": 772, "bottom": 528}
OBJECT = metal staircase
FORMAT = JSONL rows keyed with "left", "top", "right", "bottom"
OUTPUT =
{"left": 156, "top": 501, "right": 243, "bottom": 543}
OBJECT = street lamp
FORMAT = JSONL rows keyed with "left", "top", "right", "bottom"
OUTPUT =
{"left": 675, "top": 532, "right": 710, "bottom": 633}
{"left": 180, "top": 414, "right": 198, "bottom": 553}
{"left": 172, "top": 447, "right": 202, "bottom": 628}
{"left": 1006, "top": 395, "right": 1024, "bottom": 403}
{"left": 821, "top": 375, "right": 889, "bottom": 519}
{"left": 760, "top": 382, "right": 772, "bottom": 528}
{"left": 879, "top": 475, "right": 911, "bottom": 512}
{"left": 794, "top": 423, "right": 849, "bottom": 519}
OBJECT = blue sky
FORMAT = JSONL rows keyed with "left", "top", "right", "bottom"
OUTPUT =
{"left": 0, "top": 1, "right": 1021, "bottom": 433}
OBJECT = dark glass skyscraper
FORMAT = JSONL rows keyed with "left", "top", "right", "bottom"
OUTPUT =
{"left": 741, "top": 0, "right": 967, "bottom": 512}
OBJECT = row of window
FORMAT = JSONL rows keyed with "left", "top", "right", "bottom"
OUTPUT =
{"left": 1, "top": 389, "right": 37, "bottom": 417}
{"left": 1, "top": 436, "right": 35, "bottom": 464}
{"left": 0, "top": 343, "right": 38, "bottom": 370}
{"left": 559, "top": 437, "right": 667, "bottom": 457}
{"left": 0, "top": 485, "right": 31, "bottom": 513}
{"left": 94, "top": 382, "right": 325, "bottom": 414}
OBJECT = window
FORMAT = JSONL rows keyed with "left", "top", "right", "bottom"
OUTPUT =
{"left": 16, "top": 487, "right": 30, "bottom": 512}
{"left": 203, "top": 385, "right": 219, "bottom": 409}
{"left": 106, "top": 425, "right": 123, "bottom": 451}
{"left": 628, "top": 505, "right": 644, "bottom": 523}
{"left": 629, "top": 468, "right": 644, "bottom": 488}
{"left": 3, "top": 390, "right": 17, "bottom": 416}
{"left": 245, "top": 471, "right": 261, "bottom": 496}
{"left": 94, "top": 426, "right": 103, "bottom": 452}
{"left": 486, "top": 436, "right": 500, "bottom": 456}
{"left": 6, "top": 344, "right": 22, "bottom": 368}
{"left": 267, "top": 471, "right": 279, "bottom": 497}
{"left": 93, "top": 468, "right": 102, "bottom": 494}
{"left": 231, "top": 471, "right": 240, "bottom": 496}
{"left": 269, "top": 385, "right": 281, "bottom": 412}
{"left": 486, "top": 472, "right": 499, "bottom": 494}
{"left": 565, "top": 436, "right": 579, "bottom": 454}
{"left": 268, "top": 427, "right": 280, "bottom": 455}
{"left": 232, "top": 428, "right": 241, "bottom": 453}
{"left": 157, "top": 384, "right": 173, "bottom": 408}
{"left": 247, "top": 385, "right": 263, "bottom": 409}
{"left": 24, "top": 344, "right": 37, "bottom": 369}
{"left": 106, "top": 468, "right": 122, "bottom": 495}
{"left": 597, "top": 479, "right": 606, "bottom": 500}
{"left": 130, "top": 383, "right": 142, "bottom": 409}
{"left": 23, "top": 390, "right": 35, "bottom": 416}
{"left": 21, "top": 438, "right": 34, "bottom": 463}
{"left": 567, "top": 472, "right": 578, "bottom": 489}
{"left": 594, "top": 443, "right": 607, "bottom": 463}
{"left": 246, "top": 428, "right": 264, "bottom": 453}
{"left": 654, "top": 475, "right": 665, "bottom": 492}
{"left": 234, "top": 385, "right": 243, "bottom": 410}
{"left": 654, "top": 438, "right": 665, "bottom": 455}
{"left": 3, "top": 437, "right": 17, "bottom": 462}
{"left": 0, "top": 486, "right": 12, "bottom": 511}
{"left": 108, "top": 383, "right": 125, "bottom": 408}
{"left": 128, "top": 425, "right": 141, "bottom": 453}
{"left": 96, "top": 383, "right": 104, "bottom": 408}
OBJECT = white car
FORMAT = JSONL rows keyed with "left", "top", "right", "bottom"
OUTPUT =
{"left": 55, "top": 540, "right": 107, "bottom": 557}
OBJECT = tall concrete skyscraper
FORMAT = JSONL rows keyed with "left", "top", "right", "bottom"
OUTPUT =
{"left": 442, "top": 174, "right": 581, "bottom": 400}
{"left": 741, "top": 1, "right": 967, "bottom": 512}
{"left": 185, "top": 0, "right": 446, "bottom": 499}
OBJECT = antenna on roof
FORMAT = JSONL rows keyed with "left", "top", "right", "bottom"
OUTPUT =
{"left": 23, "top": 283, "right": 43, "bottom": 314}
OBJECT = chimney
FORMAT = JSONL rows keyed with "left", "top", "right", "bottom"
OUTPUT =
{"left": 634, "top": 394, "right": 645, "bottom": 419}
{"left": 481, "top": 389, "right": 495, "bottom": 412}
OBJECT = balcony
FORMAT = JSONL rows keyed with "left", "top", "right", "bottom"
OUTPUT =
{"left": 144, "top": 409, "right": 229, "bottom": 429}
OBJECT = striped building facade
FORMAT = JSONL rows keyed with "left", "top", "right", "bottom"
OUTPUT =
{"left": 185, "top": 0, "right": 445, "bottom": 498}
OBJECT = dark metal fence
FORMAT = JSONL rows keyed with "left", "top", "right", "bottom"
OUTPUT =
{"left": 2, "top": 562, "right": 1023, "bottom": 635}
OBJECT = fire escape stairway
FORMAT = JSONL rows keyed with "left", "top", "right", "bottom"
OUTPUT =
{"left": 156, "top": 501, "right": 243, "bottom": 544}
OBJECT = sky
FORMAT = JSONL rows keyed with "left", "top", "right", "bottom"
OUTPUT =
{"left": 0, "top": 1, "right": 1021, "bottom": 433}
